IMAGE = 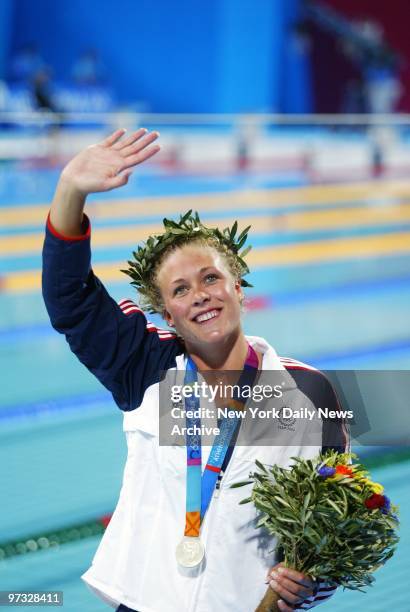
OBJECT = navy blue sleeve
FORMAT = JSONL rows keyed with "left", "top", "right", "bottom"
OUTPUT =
{"left": 283, "top": 365, "right": 350, "bottom": 453}
{"left": 42, "top": 215, "right": 184, "bottom": 411}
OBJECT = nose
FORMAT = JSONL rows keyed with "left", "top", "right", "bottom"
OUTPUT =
{"left": 192, "top": 287, "right": 210, "bottom": 306}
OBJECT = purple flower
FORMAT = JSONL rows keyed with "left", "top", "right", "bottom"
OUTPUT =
{"left": 381, "top": 495, "right": 391, "bottom": 514}
{"left": 317, "top": 465, "right": 336, "bottom": 479}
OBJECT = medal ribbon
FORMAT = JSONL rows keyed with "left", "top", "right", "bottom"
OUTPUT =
{"left": 183, "top": 343, "right": 259, "bottom": 538}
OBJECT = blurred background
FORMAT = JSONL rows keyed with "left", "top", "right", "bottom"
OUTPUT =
{"left": 1, "top": 0, "right": 409, "bottom": 610}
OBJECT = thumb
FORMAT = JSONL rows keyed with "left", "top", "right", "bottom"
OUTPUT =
{"left": 107, "top": 169, "right": 133, "bottom": 190}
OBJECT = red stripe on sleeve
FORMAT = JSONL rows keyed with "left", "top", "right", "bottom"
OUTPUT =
{"left": 47, "top": 212, "right": 91, "bottom": 242}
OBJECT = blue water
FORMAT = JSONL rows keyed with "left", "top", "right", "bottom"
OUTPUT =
{"left": 1, "top": 160, "right": 409, "bottom": 610}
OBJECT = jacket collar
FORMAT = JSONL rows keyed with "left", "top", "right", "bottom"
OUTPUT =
{"left": 176, "top": 335, "right": 285, "bottom": 372}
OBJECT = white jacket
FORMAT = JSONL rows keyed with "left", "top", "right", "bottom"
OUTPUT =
{"left": 82, "top": 336, "right": 341, "bottom": 611}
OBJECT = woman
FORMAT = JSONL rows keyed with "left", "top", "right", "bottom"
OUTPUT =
{"left": 42, "top": 128, "right": 348, "bottom": 612}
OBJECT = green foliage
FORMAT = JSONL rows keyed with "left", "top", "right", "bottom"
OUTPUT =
{"left": 121, "top": 210, "right": 253, "bottom": 313}
{"left": 233, "top": 450, "right": 399, "bottom": 590}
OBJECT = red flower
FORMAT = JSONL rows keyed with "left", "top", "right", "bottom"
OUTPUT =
{"left": 335, "top": 465, "right": 354, "bottom": 477}
{"left": 100, "top": 514, "right": 112, "bottom": 528}
{"left": 365, "top": 494, "right": 386, "bottom": 510}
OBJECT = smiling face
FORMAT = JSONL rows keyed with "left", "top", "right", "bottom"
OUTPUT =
{"left": 156, "top": 243, "right": 244, "bottom": 353}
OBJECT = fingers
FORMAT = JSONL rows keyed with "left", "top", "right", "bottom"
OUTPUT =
{"left": 119, "top": 142, "right": 161, "bottom": 171}
{"left": 277, "top": 600, "right": 294, "bottom": 612}
{"left": 120, "top": 130, "right": 160, "bottom": 158}
{"left": 101, "top": 128, "right": 126, "bottom": 147}
{"left": 265, "top": 562, "right": 280, "bottom": 583}
{"left": 274, "top": 564, "right": 315, "bottom": 589}
{"left": 104, "top": 169, "right": 133, "bottom": 191}
{"left": 269, "top": 574, "right": 313, "bottom": 602}
{"left": 112, "top": 127, "right": 148, "bottom": 151}
{"left": 99, "top": 128, "right": 161, "bottom": 174}
{"left": 266, "top": 564, "right": 315, "bottom": 608}
{"left": 268, "top": 579, "right": 305, "bottom": 608}
{"left": 96, "top": 128, "right": 160, "bottom": 191}
{"left": 103, "top": 127, "right": 159, "bottom": 153}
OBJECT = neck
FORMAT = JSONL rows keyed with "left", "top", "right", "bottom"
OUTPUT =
{"left": 185, "top": 332, "right": 251, "bottom": 371}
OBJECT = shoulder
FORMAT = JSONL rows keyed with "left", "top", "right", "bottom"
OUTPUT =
{"left": 115, "top": 298, "right": 183, "bottom": 411}
{"left": 280, "top": 356, "right": 349, "bottom": 452}
{"left": 117, "top": 298, "right": 179, "bottom": 343}
{"left": 279, "top": 355, "right": 339, "bottom": 402}
{"left": 279, "top": 356, "right": 321, "bottom": 373}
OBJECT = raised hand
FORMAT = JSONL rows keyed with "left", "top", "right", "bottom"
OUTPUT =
{"left": 61, "top": 128, "right": 160, "bottom": 195}
{"left": 50, "top": 128, "right": 160, "bottom": 237}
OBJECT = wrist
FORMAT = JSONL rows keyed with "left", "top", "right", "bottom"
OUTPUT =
{"left": 47, "top": 211, "right": 90, "bottom": 241}
{"left": 58, "top": 171, "right": 88, "bottom": 199}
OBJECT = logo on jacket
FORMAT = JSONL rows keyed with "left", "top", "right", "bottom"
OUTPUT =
{"left": 278, "top": 407, "right": 296, "bottom": 431}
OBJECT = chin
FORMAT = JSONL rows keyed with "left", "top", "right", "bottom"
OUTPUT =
{"left": 199, "top": 326, "right": 237, "bottom": 345}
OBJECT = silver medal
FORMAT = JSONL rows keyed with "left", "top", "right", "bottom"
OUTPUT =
{"left": 176, "top": 535, "right": 205, "bottom": 567}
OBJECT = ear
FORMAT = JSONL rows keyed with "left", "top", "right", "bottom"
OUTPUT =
{"left": 163, "top": 308, "right": 175, "bottom": 327}
{"left": 234, "top": 279, "right": 244, "bottom": 302}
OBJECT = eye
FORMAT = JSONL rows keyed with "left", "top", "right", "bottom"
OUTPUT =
{"left": 173, "top": 284, "right": 188, "bottom": 296}
{"left": 204, "top": 273, "right": 218, "bottom": 283}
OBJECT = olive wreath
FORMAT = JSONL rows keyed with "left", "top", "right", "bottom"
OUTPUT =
{"left": 121, "top": 210, "right": 253, "bottom": 313}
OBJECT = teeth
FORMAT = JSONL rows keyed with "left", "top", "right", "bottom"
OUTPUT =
{"left": 196, "top": 310, "right": 218, "bottom": 323}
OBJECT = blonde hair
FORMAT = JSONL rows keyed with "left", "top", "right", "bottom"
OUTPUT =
{"left": 145, "top": 235, "right": 243, "bottom": 314}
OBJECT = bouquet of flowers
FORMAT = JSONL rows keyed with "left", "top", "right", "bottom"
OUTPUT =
{"left": 232, "top": 450, "right": 399, "bottom": 612}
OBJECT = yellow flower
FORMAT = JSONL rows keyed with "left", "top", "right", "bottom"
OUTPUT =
{"left": 351, "top": 469, "right": 367, "bottom": 480}
{"left": 360, "top": 477, "right": 384, "bottom": 494}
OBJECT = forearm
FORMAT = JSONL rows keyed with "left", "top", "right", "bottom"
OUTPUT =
{"left": 49, "top": 175, "right": 87, "bottom": 237}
